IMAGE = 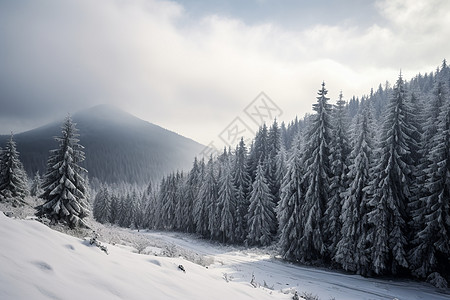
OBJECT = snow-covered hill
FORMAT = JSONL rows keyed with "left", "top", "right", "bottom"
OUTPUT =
{"left": 0, "top": 212, "right": 448, "bottom": 300}
{"left": 0, "top": 212, "right": 280, "bottom": 300}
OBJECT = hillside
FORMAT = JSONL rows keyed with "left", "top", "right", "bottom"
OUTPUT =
{"left": 0, "top": 104, "right": 205, "bottom": 185}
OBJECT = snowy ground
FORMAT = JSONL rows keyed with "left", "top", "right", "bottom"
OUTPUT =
{"left": 0, "top": 208, "right": 449, "bottom": 300}
{"left": 143, "top": 231, "right": 450, "bottom": 300}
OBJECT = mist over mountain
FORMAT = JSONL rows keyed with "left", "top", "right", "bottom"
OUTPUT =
{"left": 0, "top": 104, "right": 205, "bottom": 185}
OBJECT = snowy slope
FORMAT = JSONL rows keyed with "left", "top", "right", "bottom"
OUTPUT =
{"left": 1, "top": 212, "right": 448, "bottom": 300}
{"left": 0, "top": 213, "right": 285, "bottom": 300}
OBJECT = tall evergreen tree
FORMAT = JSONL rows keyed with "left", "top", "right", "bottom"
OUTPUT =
{"left": 233, "top": 138, "right": 251, "bottom": 243}
{"left": 278, "top": 136, "right": 305, "bottom": 261}
{"left": 93, "top": 185, "right": 111, "bottom": 224}
{"left": 183, "top": 158, "right": 202, "bottom": 233}
{"left": 218, "top": 159, "right": 237, "bottom": 243}
{"left": 409, "top": 95, "right": 450, "bottom": 278}
{"left": 39, "top": 116, "right": 89, "bottom": 228}
{"left": 246, "top": 162, "right": 276, "bottom": 246}
{"left": 300, "top": 82, "right": 333, "bottom": 260}
{"left": 247, "top": 124, "right": 268, "bottom": 181}
{"left": 109, "top": 192, "right": 119, "bottom": 224}
{"left": 160, "top": 174, "right": 178, "bottom": 230}
{"left": 325, "top": 91, "right": 351, "bottom": 258}
{"left": 367, "top": 74, "right": 414, "bottom": 274}
{"left": 335, "top": 103, "right": 375, "bottom": 275}
{"left": 0, "top": 134, "right": 28, "bottom": 202}
{"left": 194, "top": 156, "right": 217, "bottom": 237}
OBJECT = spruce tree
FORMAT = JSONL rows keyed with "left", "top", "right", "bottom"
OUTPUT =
{"left": 300, "top": 82, "right": 333, "bottom": 260}
{"left": 0, "top": 134, "right": 28, "bottom": 202}
{"left": 325, "top": 91, "right": 351, "bottom": 257}
{"left": 409, "top": 95, "right": 450, "bottom": 278}
{"left": 194, "top": 156, "right": 217, "bottom": 237}
{"left": 109, "top": 192, "right": 119, "bottom": 224}
{"left": 161, "top": 174, "right": 178, "bottom": 230}
{"left": 30, "top": 171, "right": 43, "bottom": 197}
{"left": 335, "top": 104, "right": 375, "bottom": 275}
{"left": 184, "top": 158, "right": 202, "bottom": 233}
{"left": 278, "top": 136, "right": 305, "bottom": 261}
{"left": 93, "top": 185, "right": 111, "bottom": 224}
{"left": 218, "top": 159, "right": 237, "bottom": 243}
{"left": 233, "top": 138, "right": 251, "bottom": 243}
{"left": 367, "top": 74, "right": 414, "bottom": 275}
{"left": 246, "top": 162, "right": 276, "bottom": 246}
{"left": 39, "top": 116, "right": 89, "bottom": 228}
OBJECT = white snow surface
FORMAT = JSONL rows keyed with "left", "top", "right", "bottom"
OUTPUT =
{"left": 0, "top": 212, "right": 448, "bottom": 300}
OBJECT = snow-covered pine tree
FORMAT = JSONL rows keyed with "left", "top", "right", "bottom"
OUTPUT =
{"left": 409, "top": 92, "right": 450, "bottom": 278}
{"left": 208, "top": 162, "right": 221, "bottom": 240}
{"left": 246, "top": 161, "right": 276, "bottom": 246}
{"left": 116, "top": 193, "right": 127, "bottom": 227}
{"left": 325, "top": 91, "right": 351, "bottom": 258}
{"left": 194, "top": 156, "right": 217, "bottom": 238}
{"left": 39, "top": 116, "right": 89, "bottom": 228}
{"left": 161, "top": 173, "right": 178, "bottom": 230}
{"left": 141, "top": 182, "right": 155, "bottom": 229}
{"left": 0, "top": 134, "right": 28, "bottom": 203}
{"left": 367, "top": 74, "right": 414, "bottom": 275}
{"left": 109, "top": 192, "right": 119, "bottom": 224}
{"left": 278, "top": 135, "right": 305, "bottom": 261}
{"left": 93, "top": 185, "right": 111, "bottom": 224}
{"left": 131, "top": 190, "right": 144, "bottom": 230}
{"left": 174, "top": 172, "right": 186, "bottom": 231}
{"left": 183, "top": 158, "right": 202, "bottom": 233}
{"left": 406, "top": 92, "right": 426, "bottom": 234}
{"left": 217, "top": 158, "right": 237, "bottom": 243}
{"left": 300, "top": 82, "right": 333, "bottom": 260}
{"left": 233, "top": 138, "right": 251, "bottom": 243}
{"left": 335, "top": 103, "right": 375, "bottom": 275}
{"left": 267, "top": 119, "right": 282, "bottom": 204}
{"left": 30, "top": 171, "right": 43, "bottom": 197}
{"left": 247, "top": 124, "right": 268, "bottom": 182}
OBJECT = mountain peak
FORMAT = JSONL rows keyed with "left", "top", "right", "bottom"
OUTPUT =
{"left": 0, "top": 105, "right": 204, "bottom": 185}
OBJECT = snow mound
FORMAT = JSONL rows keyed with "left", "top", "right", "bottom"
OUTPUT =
{"left": 0, "top": 212, "right": 284, "bottom": 300}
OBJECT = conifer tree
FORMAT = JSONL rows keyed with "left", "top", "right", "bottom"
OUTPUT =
{"left": 247, "top": 124, "right": 268, "bottom": 181}
{"left": 218, "top": 159, "right": 237, "bottom": 243}
{"left": 335, "top": 104, "right": 375, "bottom": 275}
{"left": 325, "top": 91, "right": 351, "bottom": 257}
{"left": 0, "top": 134, "right": 28, "bottom": 202}
{"left": 161, "top": 174, "right": 178, "bottom": 230}
{"left": 367, "top": 74, "right": 414, "bottom": 274}
{"left": 300, "top": 82, "right": 333, "bottom": 260}
{"left": 409, "top": 94, "right": 450, "bottom": 278}
{"left": 109, "top": 192, "right": 119, "bottom": 224}
{"left": 246, "top": 162, "right": 276, "bottom": 246}
{"left": 194, "top": 156, "right": 217, "bottom": 237}
{"left": 278, "top": 136, "right": 305, "bottom": 261}
{"left": 93, "top": 185, "right": 111, "bottom": 224}
{"left": 184, "top": 158, "right": 202, "bottom": 232}
{"left": 39, "top": 116, "right": 89, "bottom": 227}
{"left": 233, "top": 138, "right": 251, "bottom": 243}
{"left": 30, "top": 171, "right": 43, "bottom": 197}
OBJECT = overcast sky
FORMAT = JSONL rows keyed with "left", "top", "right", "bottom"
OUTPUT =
{"left": 1, "top": 0, "right": 449, "bottom": 148}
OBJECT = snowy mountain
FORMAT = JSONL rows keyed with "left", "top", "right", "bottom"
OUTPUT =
{"left": 0, "top": 104, "right": 205, "bottom": 185}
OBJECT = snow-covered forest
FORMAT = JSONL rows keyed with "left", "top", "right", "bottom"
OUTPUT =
{"left": 1, "top": 61, "right": 449, "bottom": 288}
{"left": 90, "top": 61, "right": 450, "bottom": 283}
